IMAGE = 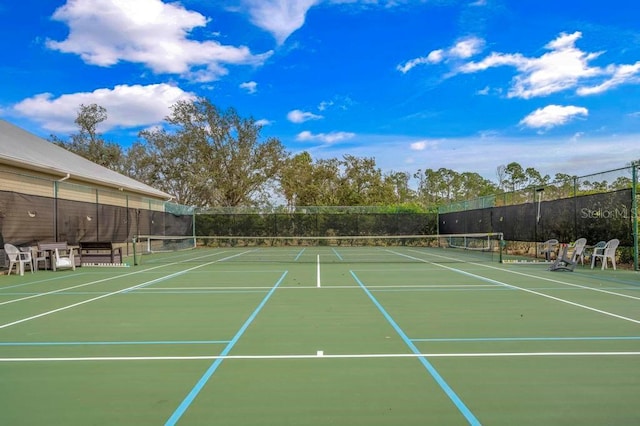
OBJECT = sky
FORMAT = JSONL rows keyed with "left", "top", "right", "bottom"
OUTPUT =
{"left": 1, "top": 0, "right": 640, "bottom": 184}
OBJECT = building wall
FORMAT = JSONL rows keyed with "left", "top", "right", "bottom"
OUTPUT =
{"left": 0, "top": 164, "right": 165, "bottom": 211}
{"left": 0, "top": 164, "right": 174, "bottom": 267}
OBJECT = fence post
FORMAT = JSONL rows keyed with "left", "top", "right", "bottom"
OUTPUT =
{"left": 632, "top": 161, "right": 639, "bottom": 271}
{"left": 54, "top": 180, "right": 59, "bottom": 241}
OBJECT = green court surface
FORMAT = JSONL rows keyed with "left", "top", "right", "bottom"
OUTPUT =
{"left": 1, "top": 246, "right": 639, "bottom": 425}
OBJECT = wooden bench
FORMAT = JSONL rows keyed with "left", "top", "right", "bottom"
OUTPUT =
{"left": 78, "top": 241, "right": 123, "bottom": 264}
{"left": 37, "top": 242, "right": 79, "bottom": 271}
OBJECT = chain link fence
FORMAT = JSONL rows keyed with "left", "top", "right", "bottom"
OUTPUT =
{"left": 438, "top": 165, "right": 639, "bottom": 269}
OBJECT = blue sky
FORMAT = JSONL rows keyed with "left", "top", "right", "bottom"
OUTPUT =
{"left": 1, "top": 0, "right": 639, "bottom": 183}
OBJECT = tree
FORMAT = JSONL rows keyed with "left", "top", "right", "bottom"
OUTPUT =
{"left": 413, "top": 167, "right": 497, "bottom": 209}
{"left": 611, "top": 176, "right": 632, "bottom": 190}
{"left": 502, "top": 162, "right": 527, "bottom": 192}
{"left": 457, "top": 172, "right": 497, "bottom": 199}
{"left": 496, "top": 165, "right": 507, "bottom": 191}
{"left": 138, "top": 98, "right": 288, "bottom": 207}
{"left": 307, "top": 158, "right": 342, "bottom": 206}
{"left": 133, "top": 129, "right": 203, "bottom": 205}
{"left": 51, "top": 104, "right": 123, "bottom": 170}
{"left": 524, "top": 167, "right": 549, "bottom": 188}
{"left": 384, "top": 171, "right": 415, "bottom": 204}
{"left": 279, "top": 152, "right": 351, "bottom": 207}
{"left": 552, "top": 173, "right": 577, "bottom": 198}
{"left": 279, "top": 153, "right": 413, "bottom": 207}
{"left": 335, "top": 155, "right": 390, "bottom": 205}
{"left": 415, "top": 168, "right": 457, "bottom": 206}
{"left": 120, "top": 141, "right": 157, "bottom": 185}
{"left": 279, "top": 152, "right": 315, "bottom": 208}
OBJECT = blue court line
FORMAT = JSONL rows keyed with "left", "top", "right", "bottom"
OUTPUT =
{"left": 350, "top": 270, "right": 480, "bottom": 426}
{"left": 332, "top": 248, "right": 343, "bottom": 261}
{"left": 0, "top": 340, "right": 230, "bottom": 346}
{"left": 165, "top": 270, "right": 288, "bottom": 426}
{"left": 294, "top": 248, "right": 306, "bottom": 261}
{"left": 412, "top": 336, "right": 640, "bottom": 342}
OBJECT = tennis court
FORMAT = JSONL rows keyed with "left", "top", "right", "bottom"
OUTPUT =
{"left": 1, "top": 243, "right": 639, "bottom": 425}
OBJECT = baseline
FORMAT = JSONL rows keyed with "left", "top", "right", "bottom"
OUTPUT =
{"left": 2, "top": 350, "right": 639, "bottom": 363}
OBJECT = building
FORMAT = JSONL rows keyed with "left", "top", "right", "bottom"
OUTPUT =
{"left": 0, "top": 119, "right": 190, "bottom": 265}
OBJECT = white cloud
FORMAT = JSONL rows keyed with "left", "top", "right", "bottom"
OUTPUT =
{"left": 457, "top": 32, "right": 640, "bottom": 99}
{"left": 287, "top": 109, "right": 323, "bottom": 123}
{"left": 449, "top": 37, "right": 484, "bottom": 59}
{"left": 256, "top": 118, "right": 273, "bottom": 126}
{"left": 570, "top": 132, "right": 584, "bottom": 142}
{"left": 397, "top": 50, "right": 444, "bottom": 73}
{"left": 241, "top": 0, "right": 425, "bottom": 45}
{"left": 241, "top": 0, "right": 320, "bottom": 45}
{"left": 410, "top": 139, "right": 439, "bottom": 150}
{"left": 296, "top": 130, "right": 355, "bottom": 144}
{"left": 318, "top": 95, "right": 353, "bottom": 111}
{"left": 240, "top": 81, "right": 258, "bottom": 94}
{"left": 459, "top": 52, "right": 526, "bottom": 73}
{"left": 577, "top": 61, "right": 640, "bottom": 95}
{"left": 47, "top": 0, "right": 272, "bottom": 82}
{"left": 12, "top": 84, "right": 195, "bottom": 132}
{"left": 398, "top": 37, "right": 483, "bottom": 74}
{"left": 519, "top": 105, "right": 588, "bottom": 130}
{"left": 303, "top": 133, "right": 638, "bottom": 183}
{"left": 318, "top": 100, "right": 334, "bottom": 111}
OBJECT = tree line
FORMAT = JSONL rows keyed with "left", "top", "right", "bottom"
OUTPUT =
{"left": 52, "top": 98, "right": 635, "bottom": 210}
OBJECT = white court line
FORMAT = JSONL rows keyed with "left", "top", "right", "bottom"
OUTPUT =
{"left": 409, "top": 249, "right": 640, "bottom": 301}
{"left": 482, "top": 262, "right": 640, "bottom": 300}
{"left": 134, "top": 284, "right": 499, "bottom": 291}
{"left": 391, "top": 250, "right": 640, "bottom": 325}
{"left": 0, "top": 250, "right": 234, "bottom": 307}
{"left": 1, "top": 351, "right": 639, "bottom": 362}
{"left": 0, "top": 266, "right": 167, "bottom": 307}
{"left": 0, "top": 250, "right": 254, "bottom": 330}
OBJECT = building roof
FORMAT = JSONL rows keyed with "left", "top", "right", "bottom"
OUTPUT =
{"left": 0, "top": 119, "right": 171, "bottom": 200}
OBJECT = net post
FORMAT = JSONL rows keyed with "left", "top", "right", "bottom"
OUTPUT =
{"left": 498, "top": 233, "right": 504, "bottom": 263}
{"left": 132, "top": 236, "right": 138, "bottom": 266}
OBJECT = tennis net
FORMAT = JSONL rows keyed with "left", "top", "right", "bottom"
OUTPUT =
{"left": 133, "top": 233, "right": 503, "bottom": 265}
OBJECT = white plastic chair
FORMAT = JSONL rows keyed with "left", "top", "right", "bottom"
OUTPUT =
{"left": 33, "top": 249, "right": 48, "bottom": 271}
{"left": 4, "top": 243, "right": 34, "bottom": 276}
{"left": 538, "top": 239, "right": 559, "bottom": 261}
{"left": 591, "top": 239, "right": 619, "bottom": 270}
{"left": 588, "top": 241, "right": 606, "bottom": 262}
{"left": 53, "top": 248, "right": 76, "bottom": 271}
{"left": 570, "top": 238, "right": 587, "bottom": 265}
